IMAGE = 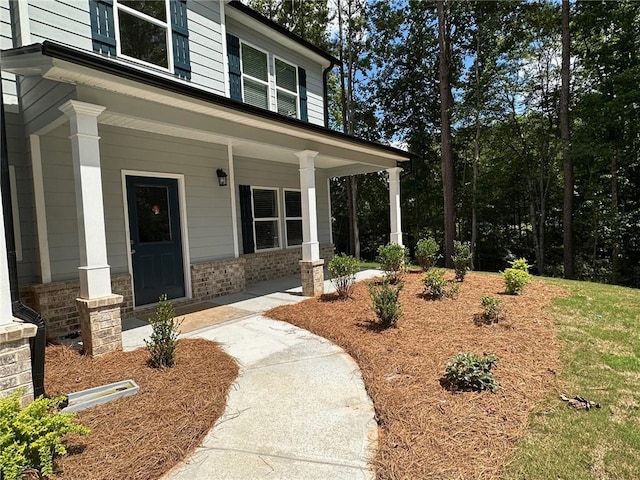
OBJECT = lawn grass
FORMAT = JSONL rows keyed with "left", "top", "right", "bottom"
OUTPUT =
{"left": 505, "top": 279, "right": 640, "bottom": 479}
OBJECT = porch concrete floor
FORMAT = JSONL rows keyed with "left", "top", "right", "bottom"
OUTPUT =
{"left": 121, "top": 269, "right": 381, "bottom": 480}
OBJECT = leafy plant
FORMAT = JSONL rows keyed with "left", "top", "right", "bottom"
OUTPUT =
{"left": 443, "top": 352, "right": 499, "bottom": 392}
{"left": 376, "top": 243, "right": 408, "bottom": 283}
{"left": 328, "top": 253, "right": 360, "bottom": 299}
{"left": 452, "top": 241, "right": 472, "bottom": 282}
{"left": 0, "top": 390, "right": 89, "bottom": 480}
{"left": 368, "top": 281, "right": 403, "bottom": 328}
{"left": 504, "top": 258, "right": 532, "bottom": 295}
{"left": 145, "top": 294, "right": 182, "bottom": 368}
{"left": 480, "top": 296, "right": 504, "bottom": 324}
{"left": 415, "top": 237, "right": 440, "bottom": 271}
{"left": 423, "top": 268, "right": 459, "bottom": 300}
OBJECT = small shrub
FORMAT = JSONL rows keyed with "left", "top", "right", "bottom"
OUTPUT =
{"left": 376, "top": 243, "right": 408, "bottom": 283}
{"left": 145, "top": 294, "right": 182, "bottom": 368}
{"left": 480, "top": 296, "right": 503, "bottom": 324}
{"left": 452, "top": 240, "right": 472, "bottom": 282}
{"left": 423, "top": 268, "right": 459, "bottom": 300}
{"left": 443, "top": 352, "right": 499, "bottom": 392}
{"left": 503, "top": 257, "right": 532, "bottom": 295}
{"left": 415, "top": 237, "right": 439, "bottom": 271}
{"left": 328, "top": 254, "right": 360, "bottom": 299}
{"left": 0, "top": 390, "right": 89, "bottom": 480}
{"left": 368, "top": 281, "right": 403, "bottom": 328}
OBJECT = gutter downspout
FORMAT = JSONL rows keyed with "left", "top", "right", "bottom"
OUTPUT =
{"left": 1, "top": 81, "right": 47, "bottom": 398}
{"left": 322, "top": 60, "right": 337, "bottom": 128}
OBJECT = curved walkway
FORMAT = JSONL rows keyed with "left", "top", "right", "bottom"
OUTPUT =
{"left": 166, "top": 316, "right": 377, "bottom": 479}
{"left": 122, "top": 270, "right": 381, "bottom": 480}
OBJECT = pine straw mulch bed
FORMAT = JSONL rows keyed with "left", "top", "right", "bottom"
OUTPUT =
{"left": 267, "top": 270, "right": 568, "bottom": 480}
{"left": 45, "top": 338, "right": 238, "bottom": 480}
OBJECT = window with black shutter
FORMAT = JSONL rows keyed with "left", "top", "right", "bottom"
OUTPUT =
{"left": 90, "top": 0, "right": 191, "bottom": 78}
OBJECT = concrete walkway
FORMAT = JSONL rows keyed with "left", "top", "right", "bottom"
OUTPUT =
{"left": 121, "top": 270, "right": 381, "bottom": 480}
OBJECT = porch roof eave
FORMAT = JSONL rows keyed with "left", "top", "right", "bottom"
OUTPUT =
{"left": 2, "top": 42, "right": 413, "bottom": 175}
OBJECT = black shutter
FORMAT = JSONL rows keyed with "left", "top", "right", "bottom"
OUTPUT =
{"left": 227, "top": 33, "right": 243, "bottom": 101}
{"left": 298, "top": 66, "right": 308, "bottom": 122}
{"left": 89, "top": 0, "right": 116, "bottom": 56}
{"left": 239, "top": 185, "right": 255, "bottom": 254}
{"left": 171, "top": 0, "right": 191, "bottom": 80}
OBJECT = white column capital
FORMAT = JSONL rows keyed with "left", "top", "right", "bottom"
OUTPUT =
{"left": 387, "top": 166, "right": 403, "bottom": 177}
{"left": 59, "top": 100, "right": 106, "bottom": 118}
{"left": 295, "top": 150, "right": 319, "bottom": 169}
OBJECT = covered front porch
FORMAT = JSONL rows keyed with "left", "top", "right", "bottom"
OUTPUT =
{"left": 2, "top": 42, "right": 410, "bottom": 356}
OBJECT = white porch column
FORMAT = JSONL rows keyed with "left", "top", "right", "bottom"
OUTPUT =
{"left": 296, "top": 150, "right": 324, "bottom": 296}
{"left": 0, "top": 180, "right": 13, "bottom": 325}
{"left": 59, "top": 100, "right": 111, "bottom": 299}
{"left": 296, "top": 150, "right": 320, "bottom": 261}
{"left": 388, "top": 166, "right": 403, "bottom": 245}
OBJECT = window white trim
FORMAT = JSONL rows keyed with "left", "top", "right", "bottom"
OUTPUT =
{"left": 283, "top": 188, "right": 303, "bottom": 248}
{"left": 273, "top": 55, "right": 300, "bottom": 119}
{"left": 250, "top": 186, "right": 281, "bottom": 251}
{"left": 240, "top": 40, "right": 271, "bottom": 110}
{"left": 113, "top": 0, "right": 174, "bottom": 73}
{"left": 121, "top": 170, "right": 192, "bottom": 308}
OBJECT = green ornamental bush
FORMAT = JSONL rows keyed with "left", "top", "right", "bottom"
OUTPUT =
{"left": 503, "top": 258, "right": 532, "bottom": 295}
{"left": 443, "top": 352, "right": 499, "bottom": 392}
{"left": 328, "top": 253, "right": 360, "bottom": 299}
{"left": 423, "top": 268, "right": 459, "bottom": 300}
{"left": 415, "top": 237, "right": 439, "bottom": 271}
{"left": 452, "top": 240, "right": 472, "bottom": 282}
{"left": 376, "top": 243, "right": 408, "bottom": 283}
{"left": 480, "top": 296, "right": 503, "bottom": 324}
{"left": 0, "top": 390, "right": 89, "bottom": 480}
{"left": 146, "top": 294, "right": 182, "bottom": 368}
{"left": 368, "top": 281, "right": 403, "bottom": 328}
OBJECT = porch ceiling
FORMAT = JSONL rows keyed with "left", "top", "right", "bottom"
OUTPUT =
{"left": 2, "top": 43, "right": 411, "bottom": 177}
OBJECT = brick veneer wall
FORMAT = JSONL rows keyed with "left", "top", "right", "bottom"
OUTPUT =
{"left": 0, "top": 322, "right": 37, "bottom": 406}
{"left": 191, "top": 258, "right": 246, "bottom": 300}
{"left": 19, "top": 273, "right": 132, "bottom": 340}
{"left": 244, "top": 243, "right": 335, "bottom": 285}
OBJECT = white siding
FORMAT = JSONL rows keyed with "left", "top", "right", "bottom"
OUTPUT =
{"left": 5, "top": 112, "right": 39, "bottom": 285}
{"left": 226, "top": 17, "right": 325, "bottom": 127}
{"left": 233, "top": 156, "right": 331, "bottom": 252}
{"left": 27, "top": 0, "right": 92, "bottom": 50}
{"left": 19, "top": 76, "right": 76, "bottom": 135}
{"left": 1, "top": 0, "right": 18, "bottom": 107}
{"left": 38, "top": 124, "right": 236, "bottom": 281}
{"left": 187, "top": 0, "right": 226, "bottom": 96}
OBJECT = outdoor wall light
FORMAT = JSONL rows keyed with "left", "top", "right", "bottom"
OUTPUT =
{"left": 216, "top": 168, "right": 228, "bottom": 187}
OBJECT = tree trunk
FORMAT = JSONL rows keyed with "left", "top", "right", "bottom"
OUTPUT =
{"left": 437, "top": 0, "right": 455, "bottom": 268}
{"left": 470, "top": 13, "right": 481, "bottom": 271}
{"left": 337, "top": 0, "right": 360, "bottom": 258}
{"left": 611, "top": 153, "right": 620, "bottom": 282}
{"left": 561, "top": 0, "right": 574, "bottom": 278}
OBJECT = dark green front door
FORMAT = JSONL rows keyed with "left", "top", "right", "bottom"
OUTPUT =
{"left": 126, "top": 176, "right": 185, "bottom": 306}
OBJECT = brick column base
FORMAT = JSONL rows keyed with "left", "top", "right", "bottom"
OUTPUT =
{"left": 0, "top": 322, "right": 37, "bottom": 406}
{"left": 76, "top": 294, "right": 124, "bottom": 356}
{"left": 300, "top": 259, "right": 325, "bottom": 297}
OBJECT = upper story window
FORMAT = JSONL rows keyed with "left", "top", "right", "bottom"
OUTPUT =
{"left": 90, "top": 0, "right": 191, "bottom": 79}
{"left": 116, "top": 1, "right": 171, "bottom": 70}
{"left": 275, "top": 58, "right": 298, "bottom": 118}
{"left": 241, "top": 43, "right": 270, "bottom": 110}
{"left": 227, "top": 33, "right": 308, "bottom": 122}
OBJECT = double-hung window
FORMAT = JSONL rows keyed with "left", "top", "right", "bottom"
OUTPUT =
{"left": 115, "top": 1, "right": 172, "bottom": 70}
{"left": 252, "top": 187, "right": 280, "bottom": 250}
{"left": 284, "top": 189, "right": 303, "bottom": 247}
{"left": 241, "top": 43, "right": 270, "bottom": 110}
{"left": 275, "top": 58, "right": 299, "bottom": 118}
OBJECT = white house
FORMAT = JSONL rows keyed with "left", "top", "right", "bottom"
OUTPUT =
{"left": 0, "top": 0, "right": 409, "bottom": 401}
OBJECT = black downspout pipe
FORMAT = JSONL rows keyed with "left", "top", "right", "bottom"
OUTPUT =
{"left": 1, "top": 82, "right": 47, "bottom": 398}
